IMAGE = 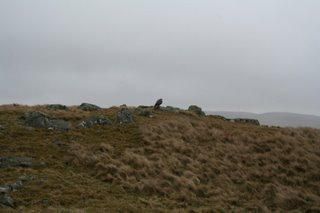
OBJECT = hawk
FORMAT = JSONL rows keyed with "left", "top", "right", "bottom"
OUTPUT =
{"left": 154, "top": 98, "right": 163, "bottom": 109}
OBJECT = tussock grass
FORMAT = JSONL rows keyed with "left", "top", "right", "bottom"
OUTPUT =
{"left": 0, "top": 105, "right": 320, "bottom": 212}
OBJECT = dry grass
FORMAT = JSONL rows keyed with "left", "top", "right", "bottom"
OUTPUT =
{"left": 0, "top": 104, "right": 320, "bottom": 212}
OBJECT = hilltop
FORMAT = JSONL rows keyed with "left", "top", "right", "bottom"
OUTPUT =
{"left": 0, "top": 104, "right": 319, "bottom": 212}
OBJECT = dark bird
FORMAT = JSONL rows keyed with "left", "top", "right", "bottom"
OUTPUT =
{"left": 154, "top": 98, "right": 163, "bottom": 109}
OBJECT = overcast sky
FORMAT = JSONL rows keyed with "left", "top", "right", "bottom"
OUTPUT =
{"left": 0, "top": 1, "right": 319, "bottom": 115}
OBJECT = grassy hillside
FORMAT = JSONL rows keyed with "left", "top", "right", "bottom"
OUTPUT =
{"left": 0, "top": 104, "right": 320, "bottom": 212}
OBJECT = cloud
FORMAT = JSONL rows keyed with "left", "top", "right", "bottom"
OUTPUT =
{"left": 0, "top": 0, "right": 320, "bottom": 115}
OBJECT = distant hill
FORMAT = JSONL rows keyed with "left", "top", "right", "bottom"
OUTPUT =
{"left": 207, "top": 111, "right": 320, "bottom": 128}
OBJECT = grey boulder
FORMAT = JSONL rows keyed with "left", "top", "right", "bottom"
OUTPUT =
{"left": 163, "top": 106, "right": 180, "bottom": 113}
{"left": 78, "top": 116, "right": 112, "bottom": 128}
{"left": 78, "top": 103, "right": 101, "bottom": 111}
{"left": 0, "top": 157, "right": 33, "bottom": 168}
{"left": 49, "top": 119, "right": 71, "bottom": 131}
{"left": 188, "top": 105, "right": 206, "bottom": 116}
{"left": 0, "top": 175, "right": 36, "bottom": 208}
{"left": 22, "top": 112, "right": 70, "bottom": 131}
{"left": 117, "top": 107, "right": 134, "bottom": 124}
{"left": 23, "top": 112, "right": 51, "bottom": 128}
{"left": 47, "top": 104, "right": 68, "bottom": 110}
{"left": 230, "top": 118, "right": 260, "bottom": 126}
{"left": 0, "top": 187, "right": 14, "bottom": 208}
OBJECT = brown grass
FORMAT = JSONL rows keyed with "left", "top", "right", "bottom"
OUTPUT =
{"left": 0, "top": 104, "right": 319, "bottom": 212}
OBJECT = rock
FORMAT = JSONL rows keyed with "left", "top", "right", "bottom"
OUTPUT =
{"left": 230, "top": 118, "right": 260, "bottom": 126}
{"left": 0, "top": 187, "right": 9, "bottom": 194}
{"left": 78, "top": 116, "right": 112, "bottom": 128}
{"left": 207, "top": 115, "right": 227, "bottom": 120}
{"left": 78, "top": 103, "right": 101, "bottom": 111}
{"left": 136, "top": 106, "right": 154, "bottom": 117}
{"left": 138, "top": 109, "right": 153, "bottom": 117}
{"left": 17, "top": 175, "right": 37, "bottom": 182}
{"left": 23, "top": 112, "right": 51, "bottom": 128}
{"left": 22, "top": 112, "right": 70, "bottom": 131}
{"left": 163, "top": 106, "right": 180, "bottom": 113}
{"left": 49, "top": 119, "right": 71, "bottom": 131}
{"left": 0, "top": 175, "right": 36, "bottom": 208}
{"left": 0, "top": 157, "right": 33, "bottom": 168}
{"left": 0, "top": 187, "right": 14, "bottom": 208}
{"left": 137, "top": 105, "right": 152, "bottom": 109}
{"left": 0, "top": 125, "right": 4, "bottom": 131}
{"left": 117, "top": 107, "right": 134, "bottom": 124}
{"left": 8, "top": 180, "right": 23, "bottom": 192}
{"left": 188, "top": 105, "right": 205, "bottom": 116}
{"left": 47, "top": 104, "right": 67, "bottom": 110}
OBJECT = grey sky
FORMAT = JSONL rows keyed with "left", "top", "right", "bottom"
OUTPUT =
{"left": 1, "top": 0, "right": 319, "bottom": 115}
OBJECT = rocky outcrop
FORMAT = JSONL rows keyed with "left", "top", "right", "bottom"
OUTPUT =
{"left": 22, "top": 112, "right": 70, "bottom": 131}
{"left": 78, "top": 103, "right": 101, "bottom": 111}
{"left": 0, "top": 175, "right": 37, "bottom": 208}
{"left": 137, "top": 105, "right": 152, "bottom": 109}
{"left": 23, "top": 112, "right": 51, "bottom": 128}
{"left": 137, "top": 109, "right": 153, "bottom": 117}
{"left": 49, "top": 119, "right": 71, "bottom": 131}
{"left": 163, "top": 106, "right": 180, "bottom": 113}
{"left": 47, "top": 104, "right": 67, "bottom": 110}
{"left": 230, "top": 118, "right": 260, "bottom": 126}
{"left": 188, "top": 105, "right": 205, "bottom": 116}
{"left": 117, "top": 107, "right": 134, "bottom": 124}
{"left": 78, "top": 116, "right": 112, "bottom": 128}
{"left": 0, "top": 187, "right": 14, "bottom": 208}
{"left": 0, "top": 157, "right": 33, "bottom": 168}
{"left": 135, "top": 107, "right": 153, "bottom": 117}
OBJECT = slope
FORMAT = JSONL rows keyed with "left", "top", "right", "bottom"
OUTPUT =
{"left": 0, "top": 104, "right": 320, "bottom": 212}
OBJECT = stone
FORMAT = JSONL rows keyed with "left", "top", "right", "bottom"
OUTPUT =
{"left": 135, "top": 107, "right": 153, "bottom": 117}
{"left": 78, "top": 116, "right": 112, "bottom": 128}
{"left": 0, "top": 125, "right": 4, "bottom": 131}
{"left": 163, "top": 106, "right": 180, "bottom": 113}
{"left": 22, "top": 112, "right": 70, "bottom": 131}
{"left": 207, "top": 115, "right": 227, "bottom": 120}
{"left": 8, "top": 180, "right": 23, "bottom": 192}
{"left": 137, "top": 105, "right": 152, "bottom": 109}
{"left": 78, "top": 103, "right": 101, "bottom": 111}
{"left": 47, "top": 104, "right": 67, "bottom": 110}
{"left": 0, "top": 175, "right": 36, "bottom": 208}
{"left": 138, "top": 109, "right": 153, "bottom": 117}
{"left": 0, "top": 157, "right": 33, "bottom": 168}
{"left": 231, "top": 118, "right": 260, "bottom": 126}
{"left": 17, "top": 175, "right": 37, "bottom": 182}
{"left": 117, "top": 107, "right": 134, "bottom": 124}
{"left": 188, "top": 105, "right": 205, "bottom": 116}
{"left": 0, "top": 187, "right": 14, "bottom": 208}
{"left": 23, "top": 112, "right": 51, "bottom": 128}
{"left": 49, "top": 119, "right": 71, "bottom": 131}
